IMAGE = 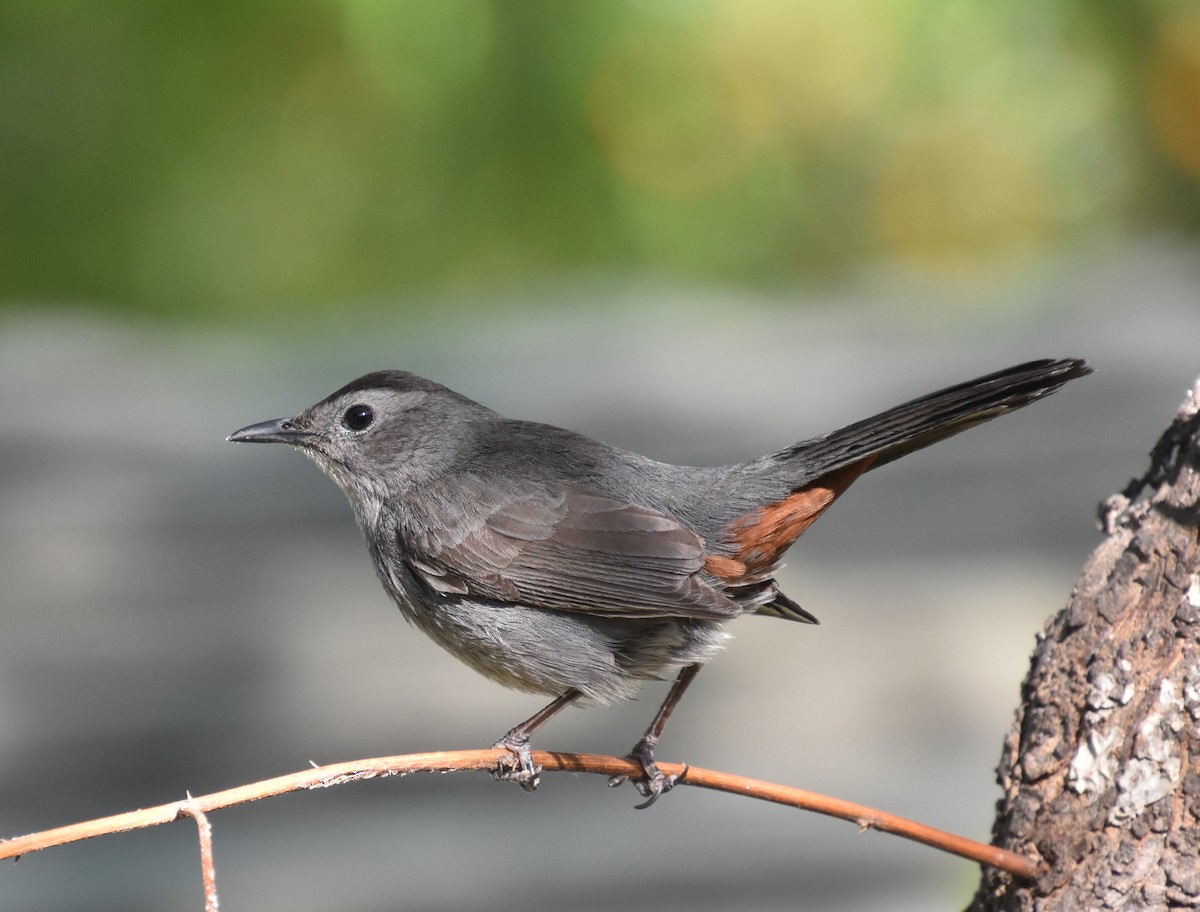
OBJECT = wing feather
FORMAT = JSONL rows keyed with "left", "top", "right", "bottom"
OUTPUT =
{"left": 403, "top": 477, "right": 738, "bottom": 620}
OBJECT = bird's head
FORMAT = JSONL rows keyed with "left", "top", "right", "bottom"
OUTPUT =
{"left": 228, "top": 370, "right": 493, "bottom": 518}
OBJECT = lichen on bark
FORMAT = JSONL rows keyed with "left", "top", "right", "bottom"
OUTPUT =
{"left": 970, "top": 379, "right": 1200, "bottom": 911}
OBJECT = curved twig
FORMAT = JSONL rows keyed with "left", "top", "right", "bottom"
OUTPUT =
{"left": 0, "top": 749, "right": 1042, "bottom": 880}
{"left": 178, "top": 797, "right": 219, "bottom": 912}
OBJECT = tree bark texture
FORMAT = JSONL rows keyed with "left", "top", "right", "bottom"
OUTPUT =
{"left": 970, "top": 379, "right": 1200, "bottom": 911}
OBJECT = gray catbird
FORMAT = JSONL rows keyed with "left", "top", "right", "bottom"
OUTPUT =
{"left": 229, "top": 357, "right": 1090, "bottom": 804}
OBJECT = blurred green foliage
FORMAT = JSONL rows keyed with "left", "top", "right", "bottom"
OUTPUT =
{"left": 0, "top": 0, "right": 1196, "bottom": 318}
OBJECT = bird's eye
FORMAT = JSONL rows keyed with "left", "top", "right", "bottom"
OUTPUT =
{"left": 342, "top": 404, "right": 374, "bottom": 431}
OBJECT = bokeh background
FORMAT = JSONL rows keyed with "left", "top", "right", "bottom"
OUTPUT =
{"left": 3, "top": 2, "right": 1200, "bottom": 910}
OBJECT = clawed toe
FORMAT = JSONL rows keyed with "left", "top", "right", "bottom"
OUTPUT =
{"left": 631, "top": 761, "right": 688, "bottom": 809}
{"left": 632, "top": 773, "right": 669, "bottom": 809}
{"left": 491, "top": 735, "right": 541, "bottom": 791}
{"left": 610, "top": 738, "right": 687, "bottom": 809}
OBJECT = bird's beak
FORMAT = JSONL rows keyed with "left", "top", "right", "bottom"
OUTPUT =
{"left": 227, "top": 418, "right": 316, "bottom": 445}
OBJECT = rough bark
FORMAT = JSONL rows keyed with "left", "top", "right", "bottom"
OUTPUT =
{"left": 969, "top": 379, "right": 1200, "bottom": 911}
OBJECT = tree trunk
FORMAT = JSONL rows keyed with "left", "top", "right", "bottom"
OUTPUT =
{"left": 969, "top": 379, "right": 1200, "bottom": 911}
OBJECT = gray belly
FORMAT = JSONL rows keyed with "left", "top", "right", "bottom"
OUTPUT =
{"left": 367, "top": 529, "right": 731, "bottom": 702}
{"left": 392, "top": 587, "right": 730, "bottom": 703}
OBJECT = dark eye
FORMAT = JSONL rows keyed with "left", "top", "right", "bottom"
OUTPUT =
{"left": 342, "top": 404, "right": 374, "bottom": 431}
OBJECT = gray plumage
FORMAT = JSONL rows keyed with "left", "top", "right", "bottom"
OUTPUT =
{"left": 229, "top": 358, "right": 1091, "bottom": 798}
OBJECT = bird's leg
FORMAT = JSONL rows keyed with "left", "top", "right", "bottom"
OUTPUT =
{"left": 492, "top": 689, "right": 582, "bottom": 791}
{"left": 610, "top": 663, "right": 703, "bottom": 808}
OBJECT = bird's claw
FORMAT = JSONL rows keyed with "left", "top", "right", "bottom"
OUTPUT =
{"left": 631, "top": 761, "right": 688, "bottom": 809}
{"left": 490, "top": 735, "right": 541, "bottom": 791}
{"left": 608, "top": 739, "right": 688, "bottom": 808}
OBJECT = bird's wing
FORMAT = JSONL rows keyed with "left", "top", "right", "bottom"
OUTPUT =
{"left": 402, "top": 475, "right": 739, "bottom": 620}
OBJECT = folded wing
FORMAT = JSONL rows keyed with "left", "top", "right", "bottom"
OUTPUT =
{"left": 403, "top": 477, "right": 740, "bottom": 621}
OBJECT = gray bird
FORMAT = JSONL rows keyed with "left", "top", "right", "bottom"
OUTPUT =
{"left": 229, "top": 357, "right": 1090, "bottom": 805}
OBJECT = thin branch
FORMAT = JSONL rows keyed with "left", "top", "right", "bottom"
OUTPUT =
{"left": 0, "top": 749, "right": 1042, "bottom": 880}
{"left": 179, "top": 796, "right": 219, "bottom": 912}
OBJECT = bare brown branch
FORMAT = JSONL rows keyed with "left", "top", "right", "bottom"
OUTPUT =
{"left": 179, "top": 797, "right": 219, "bottom": 912}
{"left": 0, "top": 749, "right": 1041, "bottom": 879}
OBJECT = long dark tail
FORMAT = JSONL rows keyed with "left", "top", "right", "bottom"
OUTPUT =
{"left": 774, "top": 357, "right": 1091, "bottom": 479}
{"left": 719, "top": 358, "right": 1092, "bottom": 586}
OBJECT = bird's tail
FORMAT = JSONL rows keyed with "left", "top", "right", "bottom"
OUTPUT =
{"left": 772, "top": 357, "right": 1091, "bottom": 476}
{"left": 720, "top": 358, "right": 1091, "bottom": 580}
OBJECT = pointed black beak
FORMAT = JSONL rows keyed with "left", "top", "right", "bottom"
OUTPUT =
{"left": 227, "top": 418, "right": 315, "bottom": 445}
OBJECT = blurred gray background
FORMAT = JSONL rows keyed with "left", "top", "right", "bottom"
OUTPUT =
{"left": 4, "top": 262, "right": 1199, "bottom": 911}
{"left": 4, "top": 2, "right": 1200, "bottom": 910}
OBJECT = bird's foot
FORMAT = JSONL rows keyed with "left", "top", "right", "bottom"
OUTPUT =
{"left": 607, "top": 737, "right": 688, "bottom": 809}
{"left": 490, "top": 732, "right": 541, "bottom": 791}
